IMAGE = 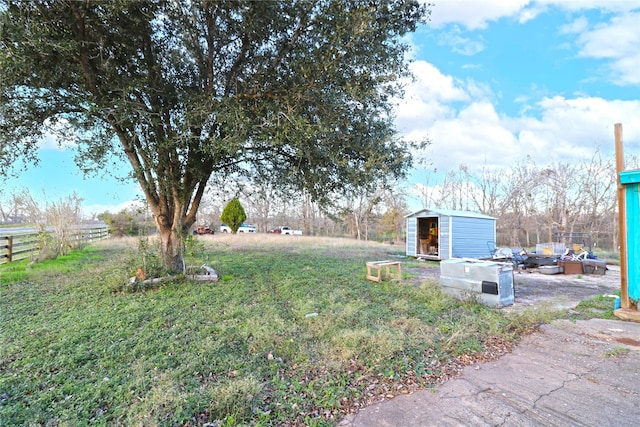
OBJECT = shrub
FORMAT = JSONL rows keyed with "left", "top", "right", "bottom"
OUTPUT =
{"left": 220, "top": 198, "right": 247, "bottom": 234}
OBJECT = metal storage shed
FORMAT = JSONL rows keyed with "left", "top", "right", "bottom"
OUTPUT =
{"left": 405, "top": 208, "right": 496, "bottom": 260}
{"left": 620, "top": 169, "right": 640, "bottom": 304}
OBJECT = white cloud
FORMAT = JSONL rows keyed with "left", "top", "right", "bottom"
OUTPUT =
{"left": 522, "top": 96, "right": 640, "bottom": 151}
{"left": 424, "top": 2, "right": 640, "bottom": 87}
{"left": 396, "top": 61, "right": 640, "bottom": 175}
{"left": 410, "top": 61, "right": 470, "bottom": 102}
{"left": 426, "top": 0, "right": 531, "bottom": 30}
{"left": 559, "top": 16, "right": 589, "bottom": 34}
{"left": 395, "top": 60, "right": 470, "bottom": 131}
{"left": 37, "top": 118, "right": 77, "bottom": 150}
{"left": 536, "top": 0, "right": 640, "bottom": 13}
{"left": 574, "top": 12, "right": 640, "bottom": 85}
{"left": 438, "top": 26, "right": 485, "bottom": 55}
{"left": 577, "top": 14, "right": 639, "bottom": 58}
{"left": 37, "top": 134, "right": 63, "bottom": 150}
{"left": 518, "top": 5, "right": 546, "bottom": 23}
{"left": 425, "top": 0, "right": 640, "bottom": 30}
{"left": 426, "top": 102, "right": 521, "bottom": 169}
{"left": 404, "top": 2, "right": 640, "bottom": 212}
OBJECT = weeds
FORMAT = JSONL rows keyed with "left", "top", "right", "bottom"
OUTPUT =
{"left": 569, "top": 294, "right": 618, "bottom": 320}
{"left": 604, "top": 346, "right": 630, "bottom": 357}
{"left": 132, "top": 235, "right": 163, "bottom": 279}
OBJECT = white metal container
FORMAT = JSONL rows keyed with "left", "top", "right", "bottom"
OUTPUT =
{"left": 439, "top": 258, "right": 514, "bottom": 307}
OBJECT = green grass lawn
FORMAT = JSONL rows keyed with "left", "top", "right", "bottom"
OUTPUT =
{"left": 0, "top": 235, "right": 586, "bottom": 426}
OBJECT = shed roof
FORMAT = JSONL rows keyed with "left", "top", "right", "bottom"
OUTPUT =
{"left": 620, "top": 169, "right": 640, "bottom": 185}
{"left": 405, "top": 208, "right": 495, "bottom": 220}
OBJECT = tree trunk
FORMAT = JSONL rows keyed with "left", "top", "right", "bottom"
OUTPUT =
{"left": 153, "top": 198, "right": 196, "bottom": 272}
{"left": 156, "top": 221, "right": 186, "bottom": 272}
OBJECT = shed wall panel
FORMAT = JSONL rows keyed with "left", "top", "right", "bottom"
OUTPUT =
{"left": 450, "top": 217, "right": 495, "bottom": 259}
{"left": 406, "top": 217, "right": 417, "bottom": 257}
{"left": 440, "top": 216, "right": 451, "bottom": 259}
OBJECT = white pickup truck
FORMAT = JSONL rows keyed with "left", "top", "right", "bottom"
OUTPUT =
{"left": 269, "top": 226, "right": 303, "bottom": 235}
{"left": 220, "top": 223, "right": 256, "bottom": 233}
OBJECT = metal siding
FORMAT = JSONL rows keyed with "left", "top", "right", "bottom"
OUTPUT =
{"left": 406, "top": 211, "right": 496, "bottom": 260}
{"left": 406, "top": 208, "right": 495, "bottom": 220}
{"left": 450, "top": 217, "right": 496, "bottom": 259}
{"left": 406, "top": 217, "right": 417, "bottom": 256}
{"left": 620, "top": 170, "right": 640, "bottom": 185}
{"left": 440, "top": 216, "right": 451, "bottom": 260}
{"left": 625, "top": 182, "right": 640, "bottom": 301}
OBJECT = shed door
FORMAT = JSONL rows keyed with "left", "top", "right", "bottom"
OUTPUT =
{"left": 626, "top": 182, "right": 640, "bottom": 301}
{"left": 417, "top": 217, "right": 439, "bottom": 257}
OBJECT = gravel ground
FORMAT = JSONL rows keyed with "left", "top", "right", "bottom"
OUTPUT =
{"left": 406, "top": 262, "right": 620, "bottom": 311}
{"left": 509, "top": 264, "right": 620, "bottom": 310}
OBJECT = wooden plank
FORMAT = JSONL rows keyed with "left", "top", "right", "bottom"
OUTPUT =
{"left": 0, "top": 226, "right": 108, "bottom": 264}
{"left": 615, "top": 123, "right": 629, "bottom": 309}
{"left": 366, "top": 261, "right": 402, "bottom": 282}
{"left": 614, "top": 308, "right": 640, "bottom": 322}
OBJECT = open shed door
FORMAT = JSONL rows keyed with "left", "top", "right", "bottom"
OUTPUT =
{"left": 417, "top": 216, "right": 439, "bottom": 259}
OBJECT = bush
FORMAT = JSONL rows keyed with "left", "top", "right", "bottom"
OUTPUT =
{"left": 220, "top": 198, "right": 247, "bottom": 234}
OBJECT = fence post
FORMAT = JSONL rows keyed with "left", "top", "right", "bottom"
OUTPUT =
{"left": 6, "top": 236, "right": 12, "bottom": 263}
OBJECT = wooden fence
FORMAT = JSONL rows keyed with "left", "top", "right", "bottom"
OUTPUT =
{"left": 0, "top": 226, "right": 109, "bottom": 265}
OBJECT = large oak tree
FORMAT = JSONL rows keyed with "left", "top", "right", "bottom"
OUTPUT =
{"left": 0, "top": 0, "right": 429, "bottom": 270}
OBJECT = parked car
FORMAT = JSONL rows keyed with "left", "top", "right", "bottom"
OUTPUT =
{"left": 238, "top": 224, "right": 256, "bottom": 233}
{"left": 268, "top": 226, "right": 303, "bottom": 235}
{"left": 192, "top": 225, "right": 214, "bottom": 235}
{"left": 220, "top": 223, "right": 256, "bottom": 233}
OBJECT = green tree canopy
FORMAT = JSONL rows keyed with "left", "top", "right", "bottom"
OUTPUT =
{"left": 220, "top": 198, "right": 246, "bottom": 234}
{"left": 0, "top": 0, "right": 429, "bottom": 269}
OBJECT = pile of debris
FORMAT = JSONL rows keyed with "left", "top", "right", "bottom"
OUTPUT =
{"left": 489, "top": 242, "right": 607, "bottom": 276}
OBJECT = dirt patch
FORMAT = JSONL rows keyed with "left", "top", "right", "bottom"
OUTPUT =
{"left": 406, "top": 263, "right": 620, "bottom": 311}
{"left": 510, "top": 265, "right": 619, "bottom": 310}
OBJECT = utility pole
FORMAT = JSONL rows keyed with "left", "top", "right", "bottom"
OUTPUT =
{"left": 615, "top": 123, "right": 629, "bottom": 309}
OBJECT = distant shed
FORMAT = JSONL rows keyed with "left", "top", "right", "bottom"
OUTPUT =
{"left": 405, "top": 208, "right": 496, "bottom": 260}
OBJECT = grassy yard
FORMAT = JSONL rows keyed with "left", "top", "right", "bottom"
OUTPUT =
{"left": 1, "top": 234, "right": 579, "bottom": 426}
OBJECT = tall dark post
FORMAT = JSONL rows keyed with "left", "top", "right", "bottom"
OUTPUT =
{"left": 6, "top": 236, "right": 13, "bottom": 263}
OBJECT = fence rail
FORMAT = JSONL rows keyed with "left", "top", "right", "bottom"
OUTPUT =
{"left": 0, "top": 226, "right": 109, "bottom": 265}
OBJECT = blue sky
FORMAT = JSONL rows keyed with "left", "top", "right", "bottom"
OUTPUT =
{"left": 398, "top": 0, "right": 640, "bottom": 208}
{"left": 4, "top": 0, "right": 640, "bottom": 216}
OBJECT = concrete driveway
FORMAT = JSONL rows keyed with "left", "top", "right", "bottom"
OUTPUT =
{"left": 340, "top": 264, "right": 640, "bottom": 426}
{"left": 340, "top": 318, "right": 640, "bottom": 426}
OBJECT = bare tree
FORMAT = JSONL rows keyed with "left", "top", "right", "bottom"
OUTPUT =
{"left": 574, "top": 150, "right": 616, "bottom": 247}
{"left": 379, "top": 188, "right": 408, "bottom": 243}
{"left": 15, "top": 189, "right": 83, "bottom": 260}
{"left": 413, "top": 153, "right": 626, "bottom": 250}
{"left": 333, "top": 187, "right": 385, "bottom": 240}
{"left": 16, "top": 189, "right": 47, "bottom": 233}
{"left": 460, "top": 161, "right": 504, "bottom": 217}
{"left": 47, "top": 192, "right": 84, "bottom": 256}
{"left": 498, "top": 161, "right": 543, "bottom": 246}
{"left": 416, "top": 168, "right": 440, "bottom": 208}
{"left": 0, "top": 189, "right": 21, "bottom": 223}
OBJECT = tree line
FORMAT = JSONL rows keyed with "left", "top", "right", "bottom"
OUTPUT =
{"left": 415, "top": 151, "right": 640, "bottom": 252}
{"left": 191, "top": 149, "right": 638, "bottom": 252}
{"left": 3, "top": 147, "right": 636, "bottom": 254}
